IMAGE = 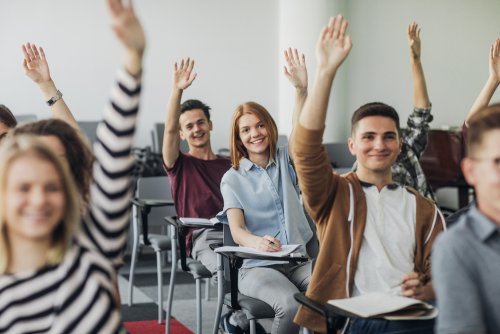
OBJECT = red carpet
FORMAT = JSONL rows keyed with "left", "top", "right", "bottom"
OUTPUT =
{"left": 125, "top": 319, "right": 193, "bottom": 334}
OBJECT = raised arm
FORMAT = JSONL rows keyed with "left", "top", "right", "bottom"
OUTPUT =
{"left": 298, "top": 15, "right": 352, "bottom": 130}
{"left": 465, "top": 38, "right": 500, "bottom": 126}
{"left": 83, "top": 0, "right": 145, "bottom": 264}
{"left": 403, "top": 23, "right": 433, "bottom": 158}
{"left": 407, "top": 22, "right": 431, "bottom": 109}
{"left": 162, "top": 58, "right": 197, "bottom": 168}
{"left": 22, "top": 43, "right": 79, "bottom": 129}
{"left": 284, "top": 48, "right": 308, "bottom": 153}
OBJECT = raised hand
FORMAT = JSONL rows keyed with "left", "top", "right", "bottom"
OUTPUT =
{"left": 489, "top": 38, "right": 500, "bottom": 83}
{"left": 22, "top": 43, "right": 51, "bottom": 84}
{"left": 173, "top": 58, "right": 197, "bottom": 91}
{"left": 284, "top": 48, "right": 308, "bottom": 91}
{"left": 316, "top": 15, "right": 352, "bottom": 74}
{"left": 107, "top": 0, "right": 145, "bottom": 55}
{"left": 407, "top": 22, "right": 421, "bottom": 61}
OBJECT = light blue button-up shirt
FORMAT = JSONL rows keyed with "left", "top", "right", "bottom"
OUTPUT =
{"left": 217, "top": 146, "right": 313, "bottom": 268}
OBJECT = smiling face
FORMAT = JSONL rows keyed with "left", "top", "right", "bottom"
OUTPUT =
{"left": 237, "top": 112, "right": 270, "bottom": 163}
{"left": 4, "top": 153, "right": 65, "bottom": 244}
{"left": 348, "top": 115, "right": 401, "bottom": 178}
{"left": 179, "top": 108, "right": 212, "bottom": 150}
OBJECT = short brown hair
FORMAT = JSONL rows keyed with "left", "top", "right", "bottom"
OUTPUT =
{"left": 12, "top": 119, "right": 94, "bottom": 205}
{"left": 229, "top": 102, "right": 278, "bottom": 170}
{"left": 0, "top": 105, "right": 17, "bottom": 128}
{"left": 467, "top": 103, "right": 500, "bottom": 156}
{"left": 351, "top": 102, "right": 401, "bottom": 136}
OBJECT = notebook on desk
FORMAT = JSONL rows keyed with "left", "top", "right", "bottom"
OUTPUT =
{"left": 179, "top": 217, "right": 221, "bottom": 227}
{"left": 327, "top": 292, "right": 438, "bottom": 320}
{"left": 215, "top": 244, "right": 301, "bottom": 257}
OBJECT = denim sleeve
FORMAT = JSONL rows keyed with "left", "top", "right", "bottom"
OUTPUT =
{"left": 216, "top": 173, "right": 244, "bottom": 224}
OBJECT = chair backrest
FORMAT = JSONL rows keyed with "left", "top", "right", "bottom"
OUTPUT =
{"left": 151, "top": 122, "right": 188, "bottom": 154}
{"left": 136, "top": 176, "right": 177, "bottom": 230}
{"left": 324, "top": 142, "right": 355, "bottom": 169}
{"left": 77, "top": 121, "right": 99, "bottom": 143}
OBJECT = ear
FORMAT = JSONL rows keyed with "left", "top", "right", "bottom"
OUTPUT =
{"left": 179, "top": 129, "right": 186, "bottom": 141}
{"left": 348, "top": 137, "right": 356, "bottom": 156}
{"left": 461, "top": 158, "right": 476, "bottom": 186}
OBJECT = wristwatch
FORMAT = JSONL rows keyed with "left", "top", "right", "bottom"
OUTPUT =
{"left": 46, "top": 90, "right": 63, "bottom": 106}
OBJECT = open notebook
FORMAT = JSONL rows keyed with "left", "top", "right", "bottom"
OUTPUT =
{"left": 215, "top": 244, "right": 301, "bottom": 258}
{"left": 179, "top": 217, "right": 221, "bottom": 227}
{"left": 328, "top": 292, "right": 438, "bottom": 320}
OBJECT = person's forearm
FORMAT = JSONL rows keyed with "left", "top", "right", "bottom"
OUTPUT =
{"left": 299, "top": 69, "right": 336, "bottom": 130}
{"left": 465, "top": 75, "right": 499, "bottom": 126}
{"left": 37, "top": 79, "right": 79, "bottom": 129}
{"left": 289, "top": 87, "right": 308, "bottom": 154}
{"left": 162, "top": 87, "right": 183, "bottom": 167}
{"left": 124, "top": 49, "right": 143, "bottom": 77}
{"left": 411, "top": 59, "right": 431, "bottom": 109}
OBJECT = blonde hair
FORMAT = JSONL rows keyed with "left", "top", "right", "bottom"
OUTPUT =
{"left": 0, "top": 135, "right": 81, "bottom": 274}
{"left": 229, "top": 101, "right": 278, "bottom": 170}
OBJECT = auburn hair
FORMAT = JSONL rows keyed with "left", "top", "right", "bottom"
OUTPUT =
{"left": 229, "top": 102, "right": 278, "bottom": 170}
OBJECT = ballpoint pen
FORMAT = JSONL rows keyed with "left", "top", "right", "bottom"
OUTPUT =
{"left": 269, "top": 230, "right": 281, "bottom": 246}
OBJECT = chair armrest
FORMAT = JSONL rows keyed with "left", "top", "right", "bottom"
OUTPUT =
{"left": 294, "top": 292, "right": 349, "bottom": 332}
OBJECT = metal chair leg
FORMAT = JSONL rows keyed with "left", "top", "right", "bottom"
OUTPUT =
{"left": 166, "top": 225, "right": 178, "bottom": 334}
{"left": 156, "top": 250, "right": 164, "bottom": 324}
{"left": 196, "top": 278, "right": 202, "bottom": 334}
{"left": 212, "top": 254, "right": 224, "bottom": 334}
{"left": 205, "top": 278, "right": 211, "bottom": 301}
{"left": 128, "top": 205, "right": 140, "bottom": 306}
{"left": 249, "top": 319, "right": 256, "bottom": 334}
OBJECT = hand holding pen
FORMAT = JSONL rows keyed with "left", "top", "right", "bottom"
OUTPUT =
{"left": 257, "top": 230, "right": 282, "bottom": 252}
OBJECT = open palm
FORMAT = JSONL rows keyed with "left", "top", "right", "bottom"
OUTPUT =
{"left": 284, "top": 48, "right": 308, "bottom": 90}
{"left": 22, "top": 43, "right": 51, "bottom": 83}
{"left": 489, "top": 38, "right": 500, "bottom": 82}
{"left": 173, "top": 58, "right": 197, "bottom": 90}
{"left": 316, "top": 15, "right": 352, "bottom": 73}
{"left": 407, "top": 22, "right": 421, "bottom": 60}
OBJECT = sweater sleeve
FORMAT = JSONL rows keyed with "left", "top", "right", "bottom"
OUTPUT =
{"left": 81, "top": 68, "right": 140, "bottom": 265}
{"left": 291, "top": 124, "right": 339, "bottom": 224}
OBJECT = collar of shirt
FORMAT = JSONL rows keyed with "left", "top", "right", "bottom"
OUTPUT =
{"left": 468, "top": 204, "right": 499, "bottom": 242}
{"left": 359, "top": 180, "right": 400, "bottom": 190}
{"left": 240, "top": 156, "right": 276, "bottom": 171}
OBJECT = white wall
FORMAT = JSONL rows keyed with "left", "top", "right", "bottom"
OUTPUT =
{"left": 1, "top": 0, "right": 500, "bottom": 150}
{"left": 347, "top": 0, "right": 500, "bottom": 138}
{"left": 0, "top": 0, "right": 279, "bottom": 152}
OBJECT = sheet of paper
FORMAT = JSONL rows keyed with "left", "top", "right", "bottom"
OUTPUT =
{"left": 215, "top": 244, "right": 301, "bottom": 257}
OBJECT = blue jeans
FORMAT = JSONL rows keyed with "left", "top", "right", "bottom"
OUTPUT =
{"left": 239, "top": 261, "right": 311, "bottom": 334}
{"left": 346, "top": 318, "right": 435, "bottom": 334}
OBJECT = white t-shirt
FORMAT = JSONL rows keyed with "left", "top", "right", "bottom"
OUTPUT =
{"left": 352, "top": 184, "right": 416, "bottom": 297}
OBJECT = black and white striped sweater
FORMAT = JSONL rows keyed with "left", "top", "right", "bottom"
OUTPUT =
{"left": 0, "top": 68, "right": 140, "bottom": 334}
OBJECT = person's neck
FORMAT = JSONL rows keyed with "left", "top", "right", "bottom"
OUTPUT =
{"left": 476, "top": 198, "right": 500, "bottom": 227}
{"left": 355, "top": 167, "right": 393, "bottom": 192}
{"left": 188, "top": 145, "right": 217, "bottom": 160}
{"left": 7, "top": 237, "right": 51, "bottom": 275}
{"left": 248, "top": 151, "right": 270, "bottom": 168}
